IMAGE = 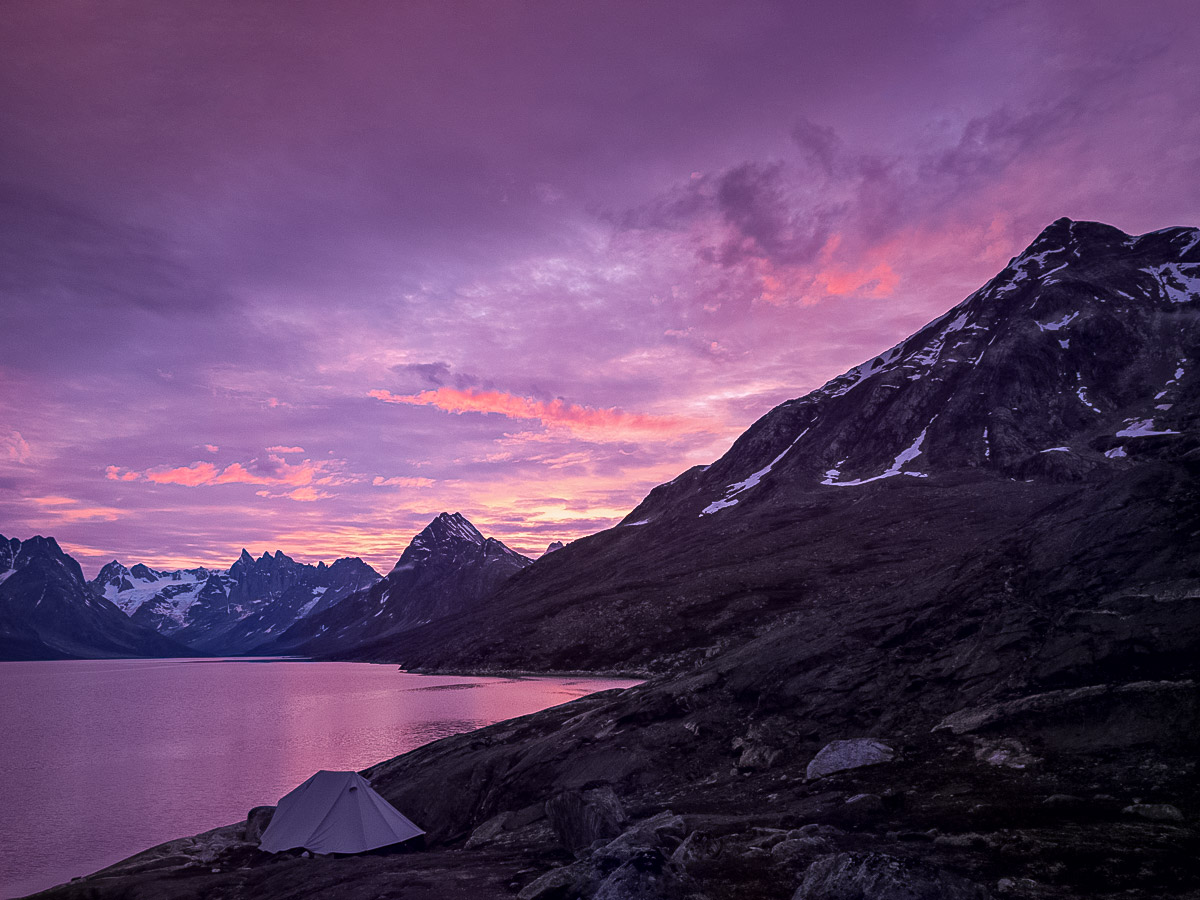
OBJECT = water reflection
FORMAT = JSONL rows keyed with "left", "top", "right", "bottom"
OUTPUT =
{"left": 0, "top": 659, "right": 639, "bottom": 899}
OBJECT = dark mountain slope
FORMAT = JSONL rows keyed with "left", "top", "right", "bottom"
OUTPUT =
{"left": 0, "top": 535, "right": 195, "bottom": 660}
{"left": 379, "top": 219, "right": 1200, "bottom": 674}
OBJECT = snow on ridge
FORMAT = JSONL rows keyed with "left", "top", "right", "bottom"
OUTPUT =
{"left": 103, "top": 570, "right": 209, "bottom": 618}
{"left": 1035, "top": 311, "right": 1078, "bottom": 332}
{"left": 821, "top": 424, "right": 931, "bottom": 488}
{"left": 700, "top": 427, "right": 811, "bottom": 516}
{"left": 1075, "top": 382, "right": 1101, "bottom": 413}
{"left": 1116, "top": 418, "right": 1180, "bottom": 438}
{"left": 1105, "top": 446, "right": 1128, "bottom": 459}
{"left": 297, "top": 586, "right": 329, "bottom": 619}
{"left": 826, "top": 344, "right": 903, "bottom": 398}
{"left": 1148, "top": 263, "right": 1200, "bottom": 303}
{"left": 1040, "top": 447, "right": 1071, "bottom": 453}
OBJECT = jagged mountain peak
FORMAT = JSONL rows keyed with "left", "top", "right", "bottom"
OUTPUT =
{"left": 623, "top": 218, "right": 1199, "bottom": 523}
{"left": 393, "top": 513, "right": 486, "bottom": 570}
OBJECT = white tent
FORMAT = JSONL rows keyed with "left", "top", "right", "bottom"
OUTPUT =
{"left": 258, "top": 770, "right": 425, "bottom": 855}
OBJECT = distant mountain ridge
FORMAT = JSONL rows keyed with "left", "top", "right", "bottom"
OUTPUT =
{"left": 253, "top": 512, "right": 532, "bottom": 658}
{"left": 1, "top": 512, "right": 533, "bottom": 661}
{"left": 89, "top": 551, "right": 380, "bottom": 654}
{"left": 0, "top": 535, "right": 195, "bottom": 660}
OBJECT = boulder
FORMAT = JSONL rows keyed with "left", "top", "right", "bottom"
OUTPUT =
{"left": 465, "top": 810, "right": 514, "bottom": 849}
{"left": 593, "top": 848, "right": 684, "bottom": 900}
{"left": 593, "top": 812, "right": 686, "bottom": 872}
{"left": 244, "top": 806, "right": 275, "bottom": 844}
{"left": 545, "top": 786, "right": 628, "bottom": 853}
{"left": 1122, "top": 803, "right": 1185, "bottom": 823}
{"left": 806, "top": 739, "right": 895, "bottom": 780}
{"left": 518, "top": 861, "right": 592, "bottom": 900}
{"left": 771, "top": 836, "right": 830, "bottom": 864}
{"left": 792, "top": 852, "right": 991, "bottom": 900}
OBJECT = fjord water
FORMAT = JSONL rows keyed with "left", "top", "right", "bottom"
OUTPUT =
{"left": 0, "top": 659, "right": 640, "bottom": 899}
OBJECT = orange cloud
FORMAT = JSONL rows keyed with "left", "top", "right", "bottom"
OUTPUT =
{"left": 369, "top": 387, "right": 711, "bottom": 438}
{"left": 266, "top": 445, "right": 304, "bottom": 453}
{"left": 372, "top": 476, "right": 437, "bottom": 487}
{"left": 107, "top": 455, "right": 353, "bottom": 498}
{"left": 814, "top": 260, "right": 898, "bottom": 297}
{"left": 752, "top": 233, "right": 900, "bottom": 305}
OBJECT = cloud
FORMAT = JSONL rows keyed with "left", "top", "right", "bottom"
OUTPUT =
{"left": 369, "top": 387, "right": 715, "bottom": 439}
{"left": 266, "top": 445, "right": 304, "bottom": 453}
{"left": 107, "top": 455, "right": 354, "bottom": 497}
{"left": 254, "top": 487, "right": 333, "bottom": 502}
{"left": 30, "top": 495, "right": 122, "bottom": 523}
{"left": 372, "top": 476, "right": 437, "bottom": 487}
{"left": 2, "top": 430, "right": 31, "bottom": 463}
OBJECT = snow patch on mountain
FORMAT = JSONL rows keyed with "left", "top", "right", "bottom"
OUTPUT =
{"left": 1117, "top": 419, "right": 1180, "bottom": 438}
{"left": 821, "top": 425, "right": 931, "bottom": 487}
{"left": 1148, "top": 264, "right": 1200, "bottom": 303}
{"left": 1036, "top": 311, "right": 1079, "bottom": 332}
{"left": 701, "top": 428, "right": 810, "bottom": 515}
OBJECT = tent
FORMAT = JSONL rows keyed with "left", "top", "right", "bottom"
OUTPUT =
{"left": 258, "top": 770, "right": 425, "bottom": 855}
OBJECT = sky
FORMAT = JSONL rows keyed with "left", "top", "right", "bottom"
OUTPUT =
{"left": 2, "top": 0, "right": 1198, "bottom": 576}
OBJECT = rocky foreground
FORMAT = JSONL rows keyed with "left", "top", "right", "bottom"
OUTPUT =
{"left": 29, "top": 665, "right": 1198, "bottom": 900}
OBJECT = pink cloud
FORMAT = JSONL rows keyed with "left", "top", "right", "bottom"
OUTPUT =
{"left": 369, "top": 387, "right": 714, "bottom": 438}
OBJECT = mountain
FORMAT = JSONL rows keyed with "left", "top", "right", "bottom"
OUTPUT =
{"left": 253, "top": 512, "right": 532, "bottom": 658}
{"left": 0, "top": 535, "right": 195, "bottom": 660}
{"left": 371, "top": 218, "right": 1200, "bottom": 674}
{"left": 41, "top": 219, "right": 1200, "bottom": 900}
{"left": 543, "top": 541, "right": 565, "bottom": 555}
{"left": 91, "top": 551, "right": 380, "bottom": 654}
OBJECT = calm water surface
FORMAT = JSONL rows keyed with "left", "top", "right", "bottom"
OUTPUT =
{"left": 0, "top": 658, "right": 639, "bottom": 898}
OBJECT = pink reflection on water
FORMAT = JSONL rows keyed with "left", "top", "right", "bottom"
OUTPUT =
{"left": 0, "top": 659, "right": 639, "bottom": 899}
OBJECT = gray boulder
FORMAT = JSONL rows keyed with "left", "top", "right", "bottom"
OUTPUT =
{"left": 545, "top": 786, "right": 628, "bottom": 853}
{"left": 806, "top": 739, "right": 895, "bottom": 780}
{"left": 792, "top": 852, "right": 991, "bottom": 900}
{"left": 518, "top": 861, "right": 592, "bottom": 900}
{"left": 244, "top": 806, "right": 275, "bottom": 844}
{"left": 594, "top": 848, "right": 684, "bottom": 900}
{"left": 1123, "top": 803, "right": 1185, "bottom": 822}
{"left": 465, "top": 810, "right": 514, "bottom": 849}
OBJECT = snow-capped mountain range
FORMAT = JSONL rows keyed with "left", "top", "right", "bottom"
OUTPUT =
{"left": 0, "top": 512, "right": 532, "bottom": 660}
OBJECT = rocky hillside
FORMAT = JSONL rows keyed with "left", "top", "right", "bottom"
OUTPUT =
{"left": 254, "top": 513, "right": 532, "bottom": 658}
{"left": 0, "top": 535, "right": 194, "bottom": 660}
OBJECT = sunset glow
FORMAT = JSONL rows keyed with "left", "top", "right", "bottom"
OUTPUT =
{"left": 2, "top": 1, "right": 1197, "bottom": 574}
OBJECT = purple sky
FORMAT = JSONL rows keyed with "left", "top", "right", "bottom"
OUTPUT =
{"left": 2, "top": 0, "right": 1198, "bottom": 575}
